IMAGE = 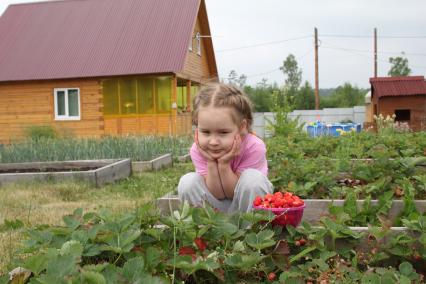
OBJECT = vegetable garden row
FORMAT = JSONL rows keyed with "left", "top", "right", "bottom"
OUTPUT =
{"left": 2, "top": 130, "right": 426, "bottom": 283}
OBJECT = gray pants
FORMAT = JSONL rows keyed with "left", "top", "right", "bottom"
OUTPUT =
{"left": 177, "top": 169, "right": 273, "bottom": 213}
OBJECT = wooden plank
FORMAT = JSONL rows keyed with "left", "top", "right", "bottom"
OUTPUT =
{"left": 0, "top": 171, "right": 96, "bottom": 187}
{"left": 94, "top": 158, "right": 131, "bottom": 187}
{"left": 152, "top": 154, "right": 173, "bottom": 171}
{"left": 132, "top": 161, "right": 153, "bottom": 172}
{"left": 0, "top": 160, "right": 118, "bottom": 171}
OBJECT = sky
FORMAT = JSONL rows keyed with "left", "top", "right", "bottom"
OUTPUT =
{"left": 1, "top": 0, "right": 426, "bottom": 88}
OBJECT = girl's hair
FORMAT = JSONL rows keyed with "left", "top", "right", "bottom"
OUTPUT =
{"left": 192, "top": 83, "right": 253, "bottom": 131}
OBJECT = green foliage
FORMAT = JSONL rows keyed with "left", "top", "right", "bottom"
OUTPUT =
{"left": 388, "top": 53, "right": 412, "bottom": 77}
{"left": 320, "top": 82, "right": 366, "bottom": 108}
{"left": 0, "top": 135, "right": 192, "bottom": 163}
{"left": 267, "top": 132, "right": 426, "bottom": 204}
{"left": 7, "top": 203, "right": 426, "bottom": 283}
{"left": 24, "top": 125, "right": 58, "bottom": 141}
{"left": 227, "top": 69, "right": 247, "bottom": 89}
{"left": 243, "top": 80, "right": 275, "bottom": 112}
{"left": 293, "top": 81, "right": 315, "bottom": 110}
{"left": 280, "top": 54, "right": 302, "bottom": 107}
{"left": 266, "top": 90, "right": 305, "bottom": 137}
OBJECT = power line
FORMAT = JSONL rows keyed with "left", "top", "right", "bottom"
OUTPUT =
{"left": 321, "top": 45, "right": 426, "bottom": 69}
{"left": 321, "top": 43, "right": 426, "bottom": 57}
{"left": 233, "top": 48, "right": 314, "bottom": 79}
{"left": 320, "top": 34, "right": 426, "bottom": 39}
{"left": 216, "top": 35, "right": 312, "bottom": 53}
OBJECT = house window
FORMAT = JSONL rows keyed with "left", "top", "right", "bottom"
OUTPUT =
{"left": 196, "top": 32, "right": 201, "bottom": 56}
{"left": 395, "top": 109, "right": 410, "bottom": 121}
{"left": 54, "top": 88, "right": 80, "bottom": 120}
{"left": 156, "top": 77, "right": 171, "bottom": 113}
{"left": 102, "top": 77, "right": 171, "bottom": 115}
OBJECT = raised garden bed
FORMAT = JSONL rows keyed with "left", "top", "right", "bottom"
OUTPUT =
{"left": 156, "top": 193, "right": 426, "bottom": 223}
{"left": 177, "top": 153, "right": 191, "bottom": 163}
{"left": 0, "top": 159, "right": 131, "bottom": 187}
{"left": 131, "top": 153, "right": 173, "bottom": 172}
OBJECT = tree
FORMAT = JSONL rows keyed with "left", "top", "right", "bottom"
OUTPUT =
{"left": 294, "top": 81, "right": 315, "bottom": 110}
{"left": 227, "top": 70, "right": 247, "bottom": 88}
{"left": 280, "top": 54, "right": 302, "bottom": 108}
{"left": 237, "top": 74, "right": 247, "bottom": 88}
{"left": 243, "top": 79, "right": 276, "bottom": 112}
{"left": 388, "top": 53, "right": 411, "bottom": 76}
{"left": 227, "top": 70, "right": 238, "bottom": 85}
{"left": 321, "top": 82, "right": 365, "bottom": 108}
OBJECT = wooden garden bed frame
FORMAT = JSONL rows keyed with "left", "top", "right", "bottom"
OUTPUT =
{"left": 156, "top": 193, "right": 426, "bottom": 223}
{"left": 0, "top": 159, "right": 131, "bottom": 187}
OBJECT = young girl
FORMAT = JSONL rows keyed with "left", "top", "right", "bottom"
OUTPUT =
{"left": 178, "top": 83, "right": 273, "bottom": 213}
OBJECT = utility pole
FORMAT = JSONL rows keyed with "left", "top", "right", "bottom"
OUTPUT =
{"left": 374, "top": 28, "right": 377, "bottom": 77}
{"left": 314, "top": 27, "right": 320, "bottom": 110}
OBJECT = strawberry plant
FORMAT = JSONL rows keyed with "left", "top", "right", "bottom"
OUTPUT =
{"left": 3, "top": 202, "right": 425, "bottom": 283}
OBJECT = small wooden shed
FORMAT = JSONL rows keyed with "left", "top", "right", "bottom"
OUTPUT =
{"left": 369, "top": 76, "right": 426, "bottom": 131}
{"left": 0, "top": 0, "right": 218, "bottom": 143}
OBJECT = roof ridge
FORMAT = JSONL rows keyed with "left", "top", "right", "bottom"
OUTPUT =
{"left": 370, "top": 76, "right": 425, "bottom": 82}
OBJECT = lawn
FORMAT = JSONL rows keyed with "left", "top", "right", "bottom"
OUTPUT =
{"left": 0, "top": 162, "right": 194, "bottom": 275}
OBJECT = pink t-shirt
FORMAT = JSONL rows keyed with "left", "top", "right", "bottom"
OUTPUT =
{"left": 190, "top": 133, "right": 268, "bottom": 176}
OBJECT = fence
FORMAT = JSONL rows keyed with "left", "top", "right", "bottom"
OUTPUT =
{"left": 253, "top": 106, "right": 366, "bottom": 138}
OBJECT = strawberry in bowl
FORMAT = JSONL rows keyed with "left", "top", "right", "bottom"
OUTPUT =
{"left": 252, "top": 192, "right": 305, "bottom": 227}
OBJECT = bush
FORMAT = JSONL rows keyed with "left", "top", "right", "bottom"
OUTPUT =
{"left": 24, "top": 125, "right": 58, "bottom": 141}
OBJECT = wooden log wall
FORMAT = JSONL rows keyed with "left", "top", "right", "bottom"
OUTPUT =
{"left": 0, "top": 79, "right": 103, "bottom": 143}
{"left": 180, "top": 16, "right": 215, "bottom": 82}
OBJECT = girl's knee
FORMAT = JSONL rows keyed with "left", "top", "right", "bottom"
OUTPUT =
{"left": 177, "top": 172, "right": 201, "bottom": 195}
{"left": 237, "top": 169, "right": 273, "bottom": 195}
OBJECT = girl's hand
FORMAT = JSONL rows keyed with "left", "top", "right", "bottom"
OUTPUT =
{"left": 194, "top": 129, "right": 216, "bottom": 162}
{"left": 218, "top": 134, "right": 241, "bottom": 165}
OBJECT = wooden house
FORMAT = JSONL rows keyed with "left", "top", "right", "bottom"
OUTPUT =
{"left": 369, "top": 76, "right": 426, "bottom": 131}
{"left": 0, "top": 0, "right": 218, "bottom": 143}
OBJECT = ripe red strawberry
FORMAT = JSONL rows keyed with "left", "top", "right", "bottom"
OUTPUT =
{"left": 267, "top": 272, "right": 276, "bottom": 281}
{"left": 194, "top": 237, "right": 207, "bottom": 252}
{"left": 274, "top": 192, "right": 283, "bottom": 199}
{"left": 179, "top": 246, "right": 196, "bottom": 261}
{"left": 274, "top": 199, "right": 285, "bottom": 208}
{"left": 293, "top": 199, "right": 304, "bottom": 207}
{"left": 264, "top": 193, "right": 274, "bottom": 202}
{"left": 253, "top": 196, "right": 263, "bottom": 206}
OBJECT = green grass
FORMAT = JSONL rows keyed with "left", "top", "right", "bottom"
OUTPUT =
{"left": 0, "top": 162, "right": 194, "bottom": 275}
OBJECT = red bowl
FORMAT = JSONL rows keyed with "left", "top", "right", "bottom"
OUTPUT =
{"left": 253, "top": 204, "right": 306, "bottom": 227}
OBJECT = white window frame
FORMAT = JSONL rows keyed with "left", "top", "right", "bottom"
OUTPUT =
{"left": 54, "top": 88, "right": 81, "bottom": 121}
{"left": 196, "top": 32, "right": 201, "bottom": 56}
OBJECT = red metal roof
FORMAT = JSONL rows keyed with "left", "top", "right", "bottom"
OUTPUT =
{"left": 0, "top": 0, "right": 203, "bottom": 82}
{"left": 370, "top": 76, "right": 426, "bottom": 98}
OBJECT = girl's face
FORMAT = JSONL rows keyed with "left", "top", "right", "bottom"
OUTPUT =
{"left": 196, "top": 106, "right": 247, "bottom": 159}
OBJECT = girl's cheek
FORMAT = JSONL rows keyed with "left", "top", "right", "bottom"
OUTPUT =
{"left": 198, "top": 137, "right": 207, "bottom": 147}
